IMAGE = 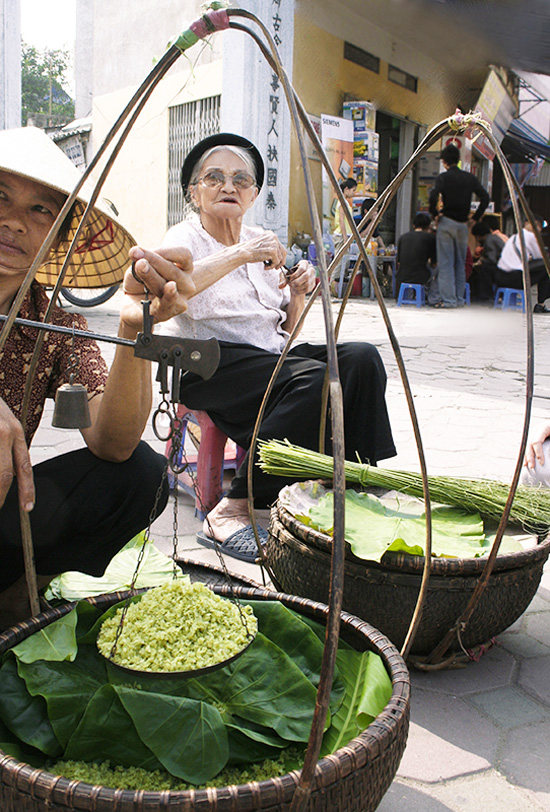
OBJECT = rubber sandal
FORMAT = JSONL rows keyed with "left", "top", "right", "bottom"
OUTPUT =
{"left": 196, "top": 525, "right": 268, "bottom": 562}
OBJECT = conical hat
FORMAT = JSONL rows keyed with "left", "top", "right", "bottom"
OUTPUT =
{"left": 0, "top": 126, "right": 135, "bottom": 288}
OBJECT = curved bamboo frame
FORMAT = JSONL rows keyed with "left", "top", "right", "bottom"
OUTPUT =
{"left": 3, "top": 4, "right": 548, "bottom": 809}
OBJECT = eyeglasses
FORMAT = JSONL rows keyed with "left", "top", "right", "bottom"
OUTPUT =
{"left": 195, "top": 170, "right": 256, "bottom": 190}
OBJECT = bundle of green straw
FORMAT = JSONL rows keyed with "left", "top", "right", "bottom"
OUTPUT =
{"left": 258, "top": 439, "right": 550, "bottom": 534}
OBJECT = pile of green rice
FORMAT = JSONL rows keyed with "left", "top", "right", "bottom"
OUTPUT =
{"left": 50, "top": 749, "right": 304, "bottom": 792}
{"left": 96, "top": 581, "right": 257, "bottom": 672}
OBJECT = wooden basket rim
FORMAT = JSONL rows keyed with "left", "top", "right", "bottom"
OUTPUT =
{"left": 274, "top": 501, "right": 550, "bottom": 577}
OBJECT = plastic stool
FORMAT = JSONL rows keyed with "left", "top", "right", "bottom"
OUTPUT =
{"left": 493, "top": 287, "right": 525, "bottom": 312}
{"left": 164, "top": 404, "right": 245, "bottom": 519}
{"left": 397, "top": 283, "right": 425, "bottom": 307}
{"left": 464, "top": 282, "right": 471, "bottom": 305}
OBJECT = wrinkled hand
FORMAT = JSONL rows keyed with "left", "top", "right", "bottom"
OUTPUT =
{"left": 242, "top": 231, "right": 287, "bottom": 269}
{"left": 0, "top": 398, "right": 34, "bottom": 512}
{"left": 280, "top": 260, "right": 317, "bottom": 295}
{"left": 121, "top": 246, "right": 196, "bottom": 333}
{"left": 525, "top": 423, "right": 550, "bottom": 470}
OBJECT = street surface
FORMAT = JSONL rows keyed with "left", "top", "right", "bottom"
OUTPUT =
{"left": 32, "top": 291, "right": 550, "bottom": 811}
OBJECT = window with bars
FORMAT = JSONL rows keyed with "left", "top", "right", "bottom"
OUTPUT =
{"left": 167, "top": 95, "right": 221, "bottom": 227}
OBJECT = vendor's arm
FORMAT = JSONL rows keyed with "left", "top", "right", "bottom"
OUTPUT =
{"left": 338, "top": 202, "right": 349, "bottom": 238}
{"left": 0, "top": 398, "right": 34, "bottom": 511}
{"left": 130, "top": 232, "right": 287, "bottom": 297}
{"left": 82, "top": 247, "right": 195, "bottom": 462}
{"left": 525, "top": 423, "right": 550, "bottom": 470}
{"left": 280, "top": 260, "right": 316, "bottom": 335}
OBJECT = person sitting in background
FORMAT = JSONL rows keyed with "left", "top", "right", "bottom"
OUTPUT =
{"left": 358, "top": 197, "right": 385, "bottom": 252}
{"left": 522, "top": 423, "right": 550, "bottom": 488}
{"left": 332, "top": 177, "right": 357, "bottom": 252}
{"left": 469, "top": 220, "right": 505, "bottom": 302}
{"left": 483, "top": 213, "right": 508, "bottom": 245}
{"left": 495, "top": 215, "right": 550, "bottom": 314}
{"left": 395, "top": 213, "right": 436, "bottom": 301}
{"left": 0, "top": 127, "right": 194, "bottom": 628}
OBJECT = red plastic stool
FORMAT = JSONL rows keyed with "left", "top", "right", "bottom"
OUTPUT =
{"left": 165, "top": 404, "right": 245, "bottom": 519}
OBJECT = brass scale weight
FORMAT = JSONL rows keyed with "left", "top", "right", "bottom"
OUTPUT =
{"left": 0, "top": 293, "right": 257, "bottom": 677}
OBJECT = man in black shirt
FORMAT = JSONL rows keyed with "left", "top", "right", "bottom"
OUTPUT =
{"left": 396, "top": 213, "right": 436, "bottom": 300}
{"left": 429, "top": 144, "right": 489, "bottom": 308}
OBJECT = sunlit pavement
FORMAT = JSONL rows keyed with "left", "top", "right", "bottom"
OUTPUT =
{"left": 33, "top": 291, "right": 550, "bottom": 811}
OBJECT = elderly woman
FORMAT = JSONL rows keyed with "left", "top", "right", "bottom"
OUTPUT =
{"left": 132, "top": 133, "right": 396, "bottom": 561}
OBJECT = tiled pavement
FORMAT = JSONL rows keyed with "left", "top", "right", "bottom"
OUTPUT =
{"left": 31, "top": 291, "right": 550, "bottom": 810}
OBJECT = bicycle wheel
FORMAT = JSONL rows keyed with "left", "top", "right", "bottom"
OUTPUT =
{"left": 60, "top": 284, "right": 120, "bottom": 307}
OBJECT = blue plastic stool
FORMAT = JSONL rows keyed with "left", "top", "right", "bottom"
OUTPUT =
{"left": 494, "top": 287, "right": 525, "bottom": 312}
{"left": 464, "top": 282, "right": 471, "bottom": 305}
{"left": 397, "top": 283, "right": 425, "bottom": 307}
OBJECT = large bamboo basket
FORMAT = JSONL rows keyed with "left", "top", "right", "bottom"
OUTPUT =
{"left": 0, "top": 564, "right": 409, "bottom": 812}
{"left": 266, "top": 501, "right": 550, "bottom": 657}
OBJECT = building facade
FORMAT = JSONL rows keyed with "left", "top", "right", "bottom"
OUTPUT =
{"left": 84, "top": 0, "right": 522, "bottom": 249}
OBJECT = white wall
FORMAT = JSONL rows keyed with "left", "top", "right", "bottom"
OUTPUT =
{"left": 89, "top": 0, "right": 224, "bottom": 246}
{"left": 75, "top": 0, "right": 93, "bottom": 118}
{"left": 91, "top": 62, "right": 222, "bottom": 247}
{"left": 1, "top": 0, "right": 21, "bottom": 129}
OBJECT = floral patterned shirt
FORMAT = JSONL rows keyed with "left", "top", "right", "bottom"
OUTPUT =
{"left": 0, "top": 282, "right": 108, "bottom": 445}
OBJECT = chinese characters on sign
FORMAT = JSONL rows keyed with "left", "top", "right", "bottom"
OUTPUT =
{"left": 265, "top": 0, "right": 284, "bottom": 222}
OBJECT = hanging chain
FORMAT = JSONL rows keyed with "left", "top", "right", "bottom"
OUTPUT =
{"left": 108, "top": 354, "right": 256, "bottom": 661}
{"left": 107, "top": 452, "right": 171, "bottom": 661}
{"left": 67, "top": 322, "right": 80, "bottom": 384}
{"left": 167, "top": 402, "right": 256, "bottom": 641}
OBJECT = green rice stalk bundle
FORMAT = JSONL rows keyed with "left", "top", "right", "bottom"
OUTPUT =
{"left": 258, "top": 439, "right": 550, "bottom": 533}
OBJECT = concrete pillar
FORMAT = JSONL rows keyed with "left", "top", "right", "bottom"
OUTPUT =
{"left": 221, "top": 0, "right": 295, "bottom": 245}
{"left": 75, "top": 0, "right": 93, "bottom": 119}
{"left": 0, "top": 0, "right": 21, "bottom": 130}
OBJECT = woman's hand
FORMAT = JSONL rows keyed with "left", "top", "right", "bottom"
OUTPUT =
{"left": 120, "top": 246, "right": 196, "bottom": 334}
{"left": 525, "top": 423, "right": 550, "bottom": 470}
{"left": 241, "top": 231, "right": 287, "bottom": 269}
{"left": 280, "top": 260, "right": 317, "bottom": 295}
{"left": 0, "top": 398, "right": 34, "bottom": 512}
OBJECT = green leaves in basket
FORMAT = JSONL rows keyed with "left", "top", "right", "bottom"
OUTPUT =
{"left": 321, "top": 649, "right": 392, "bottom": 756}
{"left": 117, "top": 686, "right": 228, "bottom": 783}
{"left": 17, "top": 646, "right": 109, "bottom": 750}
{"left": 11, "top": 610, "right": 78, "bottom": 664}
{"left": 0, "top": 659, "right": 61, "bottom": 757}
{"left": 0, "top": 598, "right": 392, "bottom": 784}
{"left": 303, "top": 489, "right": 520, "bottom": 562}
{"left": 182, "top": 633, "right": 319, "bottom": 742}
{"left": 45, "top": 532, "right": 187, "bottom": 601}
{"left": 63, "top": 684, "right": 162, "bottom": 772}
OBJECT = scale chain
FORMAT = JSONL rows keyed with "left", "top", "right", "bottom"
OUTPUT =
{"left": 166, "top": 402, "right": 256, "bottom": 640}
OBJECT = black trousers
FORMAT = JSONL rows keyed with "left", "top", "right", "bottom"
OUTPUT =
{"left": 469, "top": 260, "right": 498, "bottom": 302}
{"left": 180, "top": 341, "right": 396, "bottom": 507}
{"left": 0, "top": 441, "right": 169, "bottom": 591}
{"left": 494, "top": 260, "right": 550, "bottom": 305}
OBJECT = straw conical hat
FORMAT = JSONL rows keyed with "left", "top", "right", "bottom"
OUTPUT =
{"left": 0, "top": 126, "right": 135, "bottom": 288}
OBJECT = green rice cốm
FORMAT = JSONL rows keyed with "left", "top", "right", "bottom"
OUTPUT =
{"left": 96, "top": 580, "right": 257, "bottom": 672}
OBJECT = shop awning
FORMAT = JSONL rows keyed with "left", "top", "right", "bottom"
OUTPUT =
{"left": 419, "top": 0, "right": 550, "bottom": 75}
{"left": 501, "top": 119, "right": 550, "bottom": 163}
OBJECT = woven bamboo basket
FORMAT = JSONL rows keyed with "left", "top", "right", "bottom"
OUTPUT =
{"left": 266, "top": 501, "right": 550, "bottom": 656}
{"left": 0, "top": 570, "right": 409, "bottom": 812}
